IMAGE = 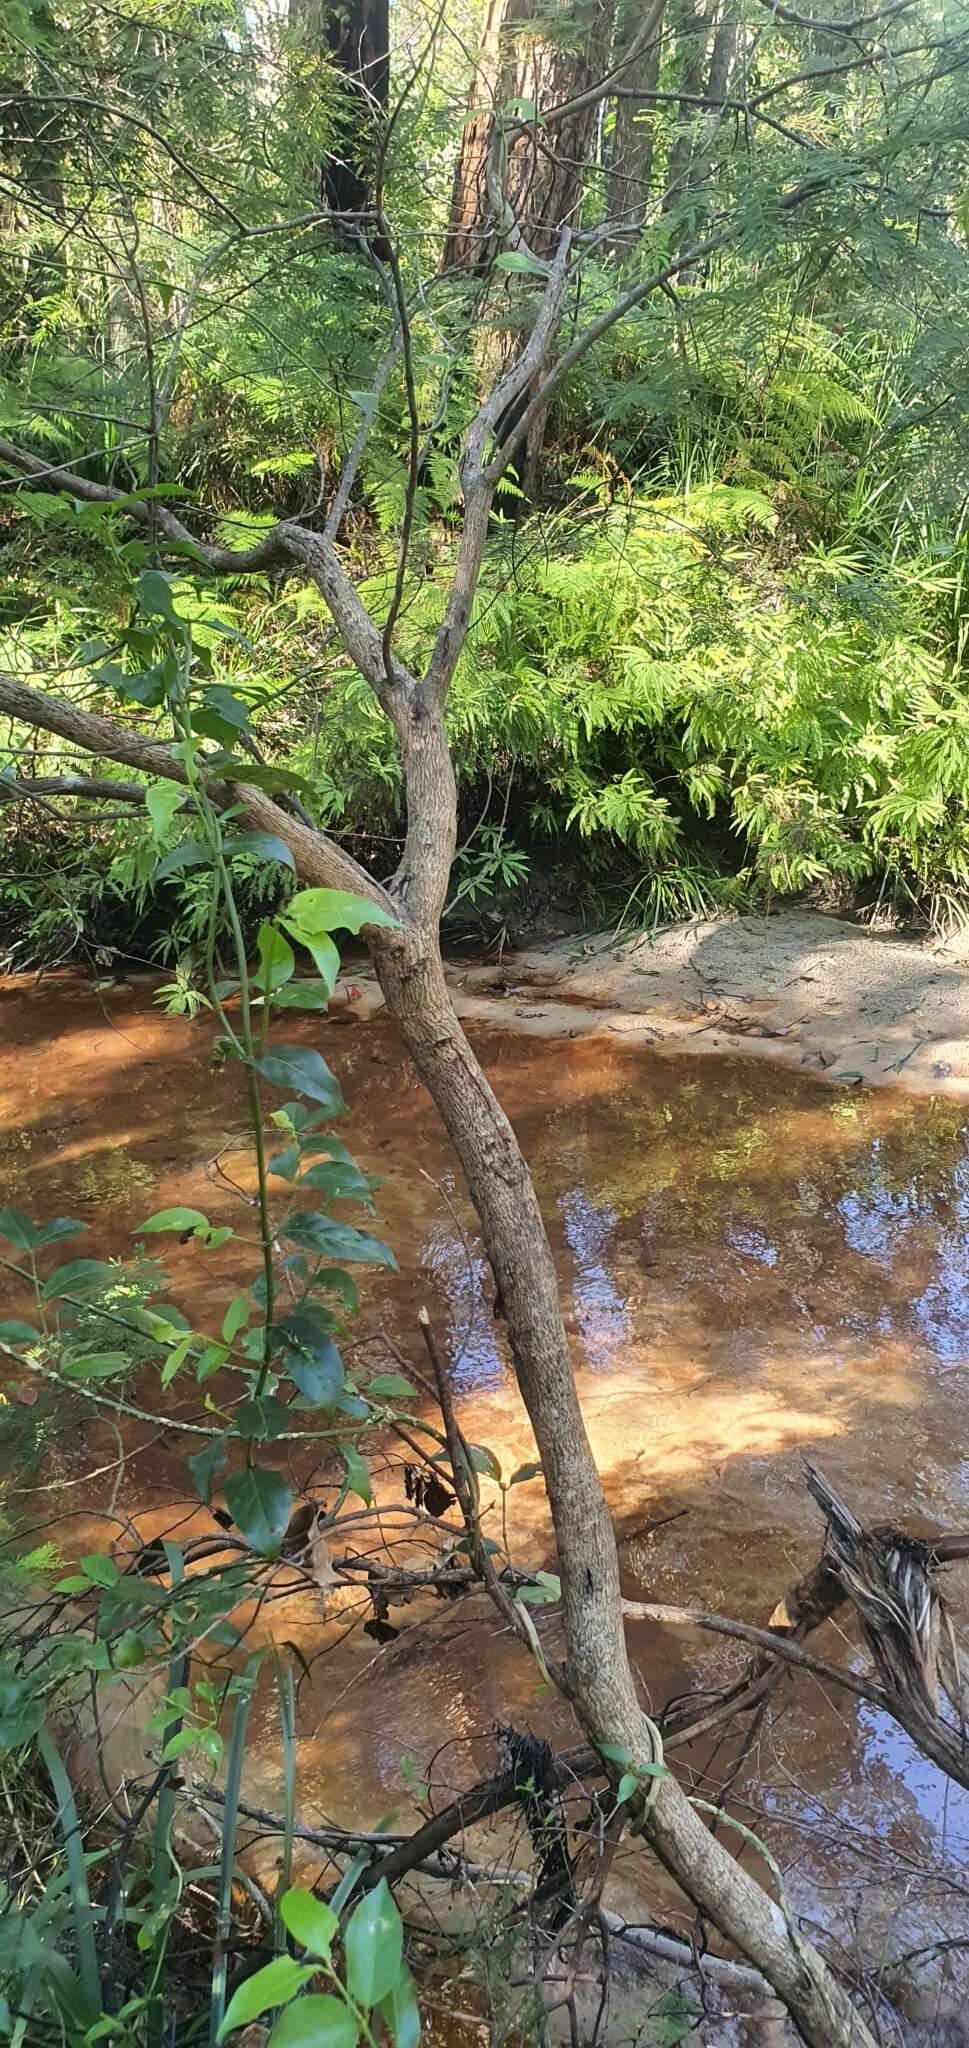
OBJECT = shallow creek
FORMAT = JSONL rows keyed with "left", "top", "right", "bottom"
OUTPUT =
{"left": 4, "top": 974, "right": 969, "bottom": 2020}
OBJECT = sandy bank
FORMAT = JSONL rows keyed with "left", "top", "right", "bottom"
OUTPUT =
{"left": 352, "top": 910, "right": 969, "bottom": 1097}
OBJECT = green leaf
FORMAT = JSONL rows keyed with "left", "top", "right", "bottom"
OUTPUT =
{"left": 283, "top": 1216, "right": 396, "bottom": 1268}
{"left": 189, "top": 1434, "right": 228, "bottom": 1504}
{"left": 344, "top": 1878, "right": 403, "bottom": 2009}
{"left": 80, "top": 1554, "right": 119, "bottom": 1587}
{"left": 267, "top": 1995, "right": 359, "bottom": 2048}
{"left": 33, "top": 1218, "right": 86, "bottom": 1249}
{"left": 339, "top": 1442, "right": 372, "bottom": 1506}
{"left": 279, "top": 1888, "right": 338, "bottom": 1957}
{"left": 616, "top": 1771, "right": 640, "bottom": 1806}
{"left": 597, "top": 1743, "right": 633, "bottom": 1765}
{"left": 0, "top": 1320, "right": 39, "bottom": 1345}
{"left": 136, "top": 569, "right": 182, "bottom": 625}
{"left": 311, "top": 1268, "right": 359, "bottom": 1313}
{"left": 282, "top": 1347, "right": 344, "bottom": 1411}
{"left": 218, "top": 1957, "right": 317, "bottom": 2039}
{"left": 509, "top": 1461, "right": 543, "bottom": 1487}
{"left": 283, "top": 887, "right": 398, "bottom": 937}
{"left": 145, "top": 785, "right": 183, "bottom": 845}
{"left": 366, "top": 1373, "right": 416, "bottom": 1399}
{"left": 137, "top": 1207, "right": 209, "bottom": 1234}
{"left": 42, "top": 1259, "right": 116, "bottom": 1301}
{"left": 234, "top": 1396, "right": 289, "bottom": 1441}
{"left": 298, "top": 1161, "right": 375, "bottom": 1202}
{"left": 273, "top": 979, "right": 335, "bottom": 1011}
{"left": 223, "top": 832, "right": 296, "bottom": 872}
{"left": 254, "top": 1047, "right": 345, "bottom": 1112}
{"left": 224, "top": 1467, "right": 293, "bottom": 1557}
{"left": 278, "top": 911, "right": 340, "bottom": 994}
{"left": 222, "top": 1293, "right": 251, "bottom": 1342}
{"left": 377, "top": 1966, "right": 421, "bottom": 2048}
{"left": 256, "top": 923, "right": 295, "bottom": 994}
{"left": 494, "top": 249, "right": 548, "bottom": 276}
{"left": 467, "top": 1444, "right": 502, "bottom": 1482}
{"left": 273, "top": 1305, "right": 338, "bottom": 1351}
{"left": 61, "top": 1351, "right": 129, "bottom": 1379}
{"left": 0, "top": 1208, "right": 38, "bottom": 1249}
{"left": 154, "top": 839, "right": 210, "bottom": 882}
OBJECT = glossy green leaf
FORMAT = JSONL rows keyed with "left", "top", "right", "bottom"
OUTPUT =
{"left": 0, "top": 1319, "right": 39, "bottom": 1345}
{"left": 154, "top": 839, "right": 210, "bottom": 881}
{"left": 222, "top": 1293, "right": 251, "bottom": 1342}
{"left": 344, "top": 1878, "right": 403, "bottom": 2008}
{"left": 33, "top": 1218, "right": 87, "bottom": 1249}
{"left": 283, "top": 1215, "right": 396, "bottom": 1268}
{"left": 188, "top": 1434, "right": 228, "bottom": 1504}
{"left": 218, "top": 1957, "right": 317, "bottom": 2039}
{"left": 283, "top": 887, "right": 398, "bottom": 936}
{"left": 80, "top": 1554, "right": 119, "bottom": 1587}
{"left": 223, "top": 832, "right": 296, "bottom": 871}
{"left": 278, "top": 907, "right": 341, "bottom": 994}
{"left": 279, "top": 1887, "right": 338, "bottom": 1957}
{"left": 509, "top": 1461, "right": 544, "bottom": 1487}
{"left": 42, "top": 1259, "right": 116, "bottom": 1301}
{"left": 145, "top": 784, "right": 183, "bottom": 844}
{"left": 468, "top": 1444, "right": 502, "bottom": 1482}
{"left": 366, "top": 1373, "right": 416, "bottom": 1399}
{"left": 272, "top": 978, "right": 336, "bottom": 1011}
{"left": 234, "top": 1396, "right": 289, "bottom": 1441}
{"left": 136, "top": 569, "right": 182, "bottom": 625}
{"left": 224, "top": 1467, "right": 293, "bottom": 1557}
{"left": 255, "top": 922, "right": 295, "bottom": 993}
{"left": 267, "top": 1994, "right": 358, "bottom": 2048}
{"left": 377, "top": 1966, "right": 421, "bottom": 2048}
{"left": 0, "top": 1208, "right": 38, "bottom": 1249}
{"left": 298, "top": 1161, "right": 375, "bottom": 1202}
{"left": 282, "top": 1347, "right": 344, "bottom": 1411}
{"left": 137, "top": 1207, "right": 209, "bottom": 1234}
{"left": 61, "top": 1351, "right": 129, "bottom": 1379}
{"left": 254, "top": 1046, "right": 345, "bottom": 1112}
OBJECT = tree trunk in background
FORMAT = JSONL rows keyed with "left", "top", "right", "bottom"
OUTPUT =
{"left": 661, "top": 0, "right": 714, "bottom": 215}
{"left": 606, "top": 0, "right": 666, "bottom": 254}
{"left": 445, "top": 0, "right": 615, "bottom": 271}
{"left": 661, "top": 0, "right": 738, "bottom": 248}
{"left": 289, "top": 0, "right": 390, "bottom": 219}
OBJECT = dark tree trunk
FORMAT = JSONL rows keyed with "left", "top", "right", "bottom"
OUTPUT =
{"left": 290, "top": 0, "right": 390, "bottom": 223}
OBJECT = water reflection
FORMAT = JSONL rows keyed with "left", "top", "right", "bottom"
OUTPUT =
{"left": 559, "top": 1187, "right": 630, "bottom": 1366}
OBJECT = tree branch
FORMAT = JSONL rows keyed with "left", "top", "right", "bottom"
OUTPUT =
{"left": 0, "top": 672, "right": 397, "bottom": 915}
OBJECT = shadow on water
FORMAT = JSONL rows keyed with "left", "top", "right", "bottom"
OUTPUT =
{"left": 3, "top": 974, "right": 969, "bottom": 1970}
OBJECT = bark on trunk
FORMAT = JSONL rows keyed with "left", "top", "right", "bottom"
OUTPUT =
{"left": 445, "top": 0, "right": 615, "bottom": 271}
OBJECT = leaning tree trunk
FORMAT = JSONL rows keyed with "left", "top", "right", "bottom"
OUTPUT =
{"left": 364, "top": 696, "right": 876, "bottom": 2048}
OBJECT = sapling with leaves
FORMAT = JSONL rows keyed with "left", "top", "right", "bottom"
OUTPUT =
{"left": 6, "top": 0, "right": 969, "bottom": 2031}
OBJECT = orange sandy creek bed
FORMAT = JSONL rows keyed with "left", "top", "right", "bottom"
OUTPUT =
{"left": 3, "top": 967, "right": 969, "bottom": 2025}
